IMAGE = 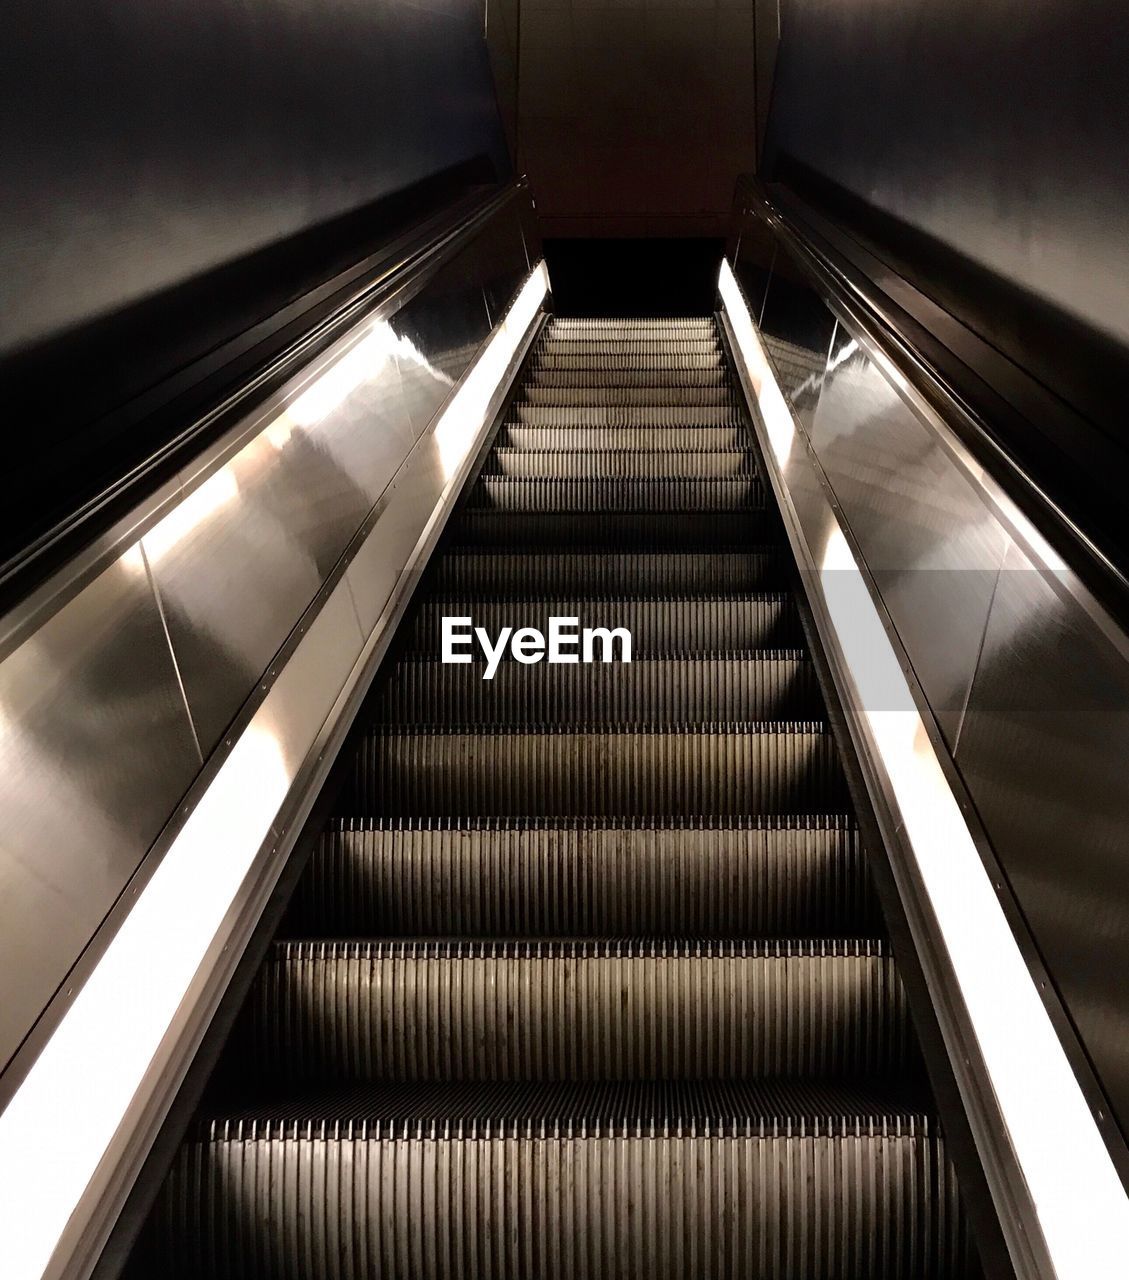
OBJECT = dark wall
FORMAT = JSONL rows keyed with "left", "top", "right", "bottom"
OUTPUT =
{"left": 4, "top": 0, "right": 507, "bottom": 361}
{"left": 764, "top": 0, "right": 1129, "bottom": 444}
{"left": 2, "top": 0, "right": 508, "bottom": 571}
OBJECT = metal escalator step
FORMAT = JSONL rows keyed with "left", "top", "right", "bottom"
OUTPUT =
{"left": 498, "top": 425, "right": 748, "bottom": 451}
{"left": 199, "top": 1078, "right": 932, "bottom": 1132}
{"left": 519, "top": 384, "right": 737, "bottom": 406}
{"left": 348, "top": 724, "right": 846, "bottom": 817}
{"left": 483, "top": 448, "right": 759, "bottom": 480}
{"left": 374, "top": 655, "right": 818, "bottom": 726}
{"left": 405, "top": 595, "right": 799, "bottom": 653}
{"left": 528, "top": 367, "right": 729, "bottom": 387}
{"left": 285, "top": 818, "right": 872, "bottom": 938}
{"left": 238, "top": 938, "right": 908, "bottom": 1083}
{"left": 512, "top": 403, "right": 742, "bottom": 426}
{"left": 551, "top": 317, "right": 715, "bottom": 332}
{"left": 467, "top": 476, "right": 763, "bottom": 512}
{"left": 539, "top": 339, "right": 721, "bottom": 356}
{"left": 143, "top": 1080, "right": 971, "bottom": 1280}
{"left": 534, "top": 352, "right": 724, "bottom": 370}
{"left": 449, "top": 510, "right": 771, "bottom": 548}
{"left": 428, "top": 549, "right": 787, "bottom": 595}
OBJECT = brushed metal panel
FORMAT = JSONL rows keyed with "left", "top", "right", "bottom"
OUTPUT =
{"left": 146, "top": 325, "right": 421, "bottom": 755}
{"left": 807, "top": 341, "right": 1009, "bottom": 744}
{"left": 732, "top": 230, "right": 776, "bottom": 328}
{"left": 283, "top": 325, "right": 417, "bottom": 510}
{"left": 392, "top": 342, "right": 456, "bottom": 445}
{"left": 390, "top": 248, "right": 492, "bottom": 410}
{"left": 144, "top": 441, "right": 327, "bottom": 758}
{"left": 958, "top": 541, "right": 1129, "bottom": 1140}
{"left": 345, "top": 440, "right": 451, "bottom": 637}
{"left": 0, "top": 552, "right": 199, "bottom": 1073}
{"left": 263, "top": 575, "right": 365, "bottom": 771}
{"left": 478, "top": 201, "right": 528, "bottom": 326}
{"left": 758, "top": 268, "right": 836, "bottom": 393}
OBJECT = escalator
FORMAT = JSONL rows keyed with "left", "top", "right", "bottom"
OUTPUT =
{"left": 127, "top": 314, "right": 979, "bottom": 1277}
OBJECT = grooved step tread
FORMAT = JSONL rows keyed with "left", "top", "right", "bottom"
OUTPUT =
{"left": 529, "top": 368, "right": 730, "bottom": 387}
{"left": 483, "top": 448, "right": 760, "bottom": 479}
{"left": 285, "top": 817, "right": 873, "bottom": 939}
{"left": 498, "top": 425, "right": 748, "bottom": 450}
{"left": 427, "top": 550, "right": 788, "bottom": 594}
{"left": 199, "top": 1077, "right": 933, "bottom": 1136}
{"left": 467, "top": 476, "right": 765, "bottom": 513}
{"left": 451, "top": 510, "right": 771, "bottom": 549}
{"left": 237, "top": 938, "right": 908, "bottom": 1083}
{"left": 347, "top": 724, "right": 846, "bottom": 817}
{"left": 550, "top": 320, "right": 715, "bottom": 334}
{"left": 513, "top": 403, "right": 743, "bottom": 426}
{"left": 539, "top": 339, "right": 721, "bottom": 355}
{"left": 520, "top": 385, "right": 738, "bottom": 406}
{"left": 534, "top": 353, "right": 725, "bottom": 370}
{"left": 404, "top": 595, "right": 800, "bottom": 653}
{"left": 374, "top": 656, "right": 820, "bottom": 726}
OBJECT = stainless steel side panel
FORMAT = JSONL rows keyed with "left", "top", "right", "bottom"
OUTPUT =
{"left": 0, "top": 188, "right": 534, "bottom": 1096}
{"left": 145, "top": 326, "right": 411, "bottom": 757}
{"left": 957, "top": 543, "right": 1129, "bottom": 1135}
{"left": 729, "top": 209, "right": 1129, "bottom": 1180}
{"left": 807, "top": 339, "right": 1010, "bottom": 745}
{"left": 0, "top": 554, "right": 200, "bottom": 1071}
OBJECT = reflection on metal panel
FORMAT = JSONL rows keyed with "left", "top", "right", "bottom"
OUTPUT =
{"left": 0, "top": 553, "right": 200, "bottom": 1073}
{"left": 391, "top": 248, "right": 492, "bottom": 392}
{"left": 958, "top": 543, "right": 1129, "bottom": 1140}
{"left": 145, "top": 320, "right": 416, "bottom": 756}
{"left": 807, "top": 343, "right": 1010, "bottom": 745}
{"left": 739, "top": 220, "right": 1014, "bottom": 747}
{"left": 480, "top": 202, "right": 529, "bottom": 326}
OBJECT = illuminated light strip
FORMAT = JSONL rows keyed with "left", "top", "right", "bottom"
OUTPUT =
{"left": 720, "top": 257, "right": 1129, "bottom": 1278}
{"left": 0, "top": 259, "right": 549, "bottom": 1280}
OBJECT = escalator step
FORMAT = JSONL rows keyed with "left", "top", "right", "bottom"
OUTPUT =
{"left": 285, "top": 818, "right": 873, "bottom": 938}
{"left": 197, "top": 1078, "right": 933, "bottom": 1134}
{"left": 497, "top": 425, "right": 747, "bottom": 450}
{"left": 347, "top": 724, "right": 846, "bottom": 816}
{"left": 236, "top": 938, "right": 908, "bottom": 1083}
{"left": 512, "top": 404, "right": 742, "bottom": 426}
{"left": 520, "top": 384, "right": 738, "bottom": 406}
{"left": 405, "top": 596, "right": 800, "bottom": 654}
{"left": 449, "top": 510, "right": 771, "bottom": 549}
{"left": 374, "top": 656, "right": 818, "bottom": 726}
{"left": 551, "top": 317, "right": 715, "bottom": 332}
{"left": 534, "top": 352, "right": 724, "bottom": 371}
{"left": 483, "top": 448, "right": 759, "bottom": 479}
{"left": 528, "top": 367, "right": 729, "bottom": 387}
{"left": 427, "top": 549, "right": 787, "bottom": 595}
{"left": 143, "top": 1080, "right": 970, "bottom": 1280}
{"left": 467, "top": 476, "right": 763, "bottom": 512}
{"left": 539, "top": 339, "right": 721, "bottom": 356}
